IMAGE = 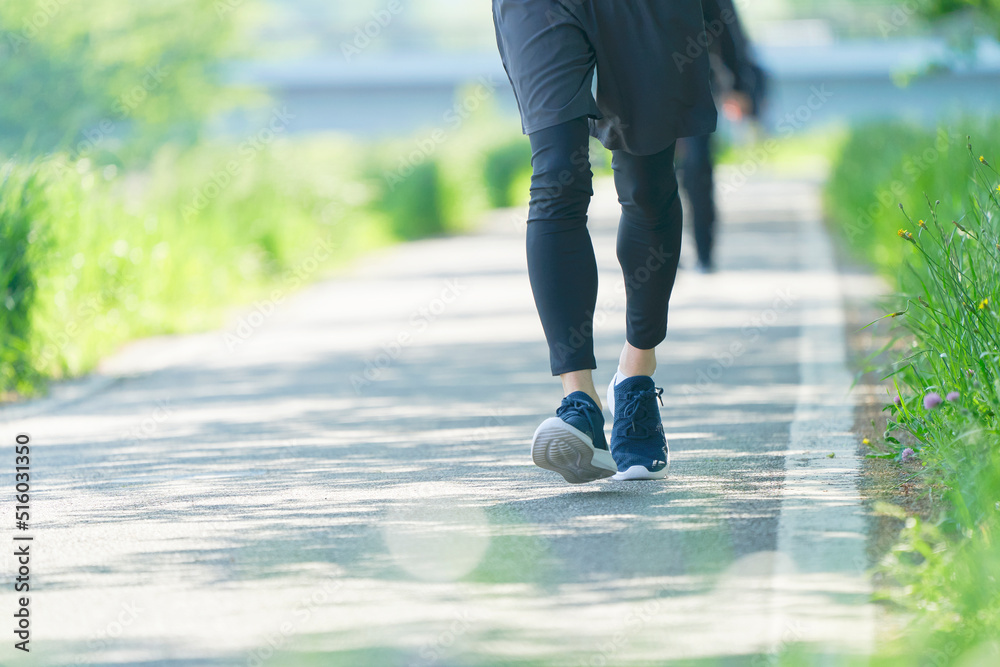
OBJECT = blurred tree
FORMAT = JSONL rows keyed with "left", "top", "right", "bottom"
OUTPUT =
{"left": 916, "top": 0, "right": 1000, "bottom": 38}
{"left": 0, "top": 0, "right": 256, "bottom": 162}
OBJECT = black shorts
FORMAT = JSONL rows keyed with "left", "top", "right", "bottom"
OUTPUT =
{"left": 492, "top": 0, "right": 718, "bottom": 155}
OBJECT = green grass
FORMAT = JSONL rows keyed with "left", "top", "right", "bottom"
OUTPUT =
{"left": 715, "top": 126, "right": 848, "bottom": 175}
{"left": 481, "top": 135, "right": 533, "bottom": 208}
{"left": 824, "top": 120, "right": 1000, "bottom": 277}
{"left": 825, "top": 120, "right": 1000, "bottom": 660}
{"left": 2, "top": 136, "right": 388, "bottom": 387}
{"left": 0, "top": 162, "right": 49, "bottom": 395}
{"left": 0, "top": 112, "right": 532, "bottom": 397}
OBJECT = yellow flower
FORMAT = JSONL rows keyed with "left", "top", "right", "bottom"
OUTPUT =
{"left": 897, "top": 229, "right": 913, "bottom": 241}
{"left": 979, "top": 298, "right": 989, "bottom": 310}
{"left": 980, "top": 155, "right": 987, "bottom": 163}
{"left": 918, "top": 219, "right": 926, "bottom": 228}
{"left": 862, "top": 438, "right": 870, "bottom": 445}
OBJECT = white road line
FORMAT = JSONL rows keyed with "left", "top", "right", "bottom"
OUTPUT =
{"left": 770, "top": 189, "right": 876, "bottom": 655}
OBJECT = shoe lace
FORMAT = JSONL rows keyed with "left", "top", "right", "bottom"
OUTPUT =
{"left": 620, "top": 387, "right": 664, "bottom": 438}
{"left": 556, "top": 396, "right": 597, "bottom": 424}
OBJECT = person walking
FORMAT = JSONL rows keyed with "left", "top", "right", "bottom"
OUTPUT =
{"left": 492, "top": 1, "right": 717, "bottom": 482}
{"left": 678, "top": 0, "right": 768, "bottom": 274}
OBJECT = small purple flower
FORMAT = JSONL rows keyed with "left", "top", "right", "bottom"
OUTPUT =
{"left": 923, "top": 392, "right": 943, "bottom": 410}
{"left": 946, "top": 391, "right": 960, "bottom": 402}
{"left": 893, "top": 395, "right": 902, "bottom": 407}
{"left": 901, "top": 448, "right": 915, "bottom": 462}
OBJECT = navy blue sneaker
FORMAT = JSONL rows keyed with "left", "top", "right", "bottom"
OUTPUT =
{"left": 608, "top": 375, "right": 670, "bottom": 480}
{"left": 531, "top": 391, "right": 616, "bottom": 484}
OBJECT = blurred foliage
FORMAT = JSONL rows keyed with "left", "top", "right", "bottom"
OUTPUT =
{"left": 0, "top": 121, "right": 531, "bottom": 396}
{"left": 0, "top": 0, "right": 534, "bottom": 396}
{"left": 916, "top": 0, "right": 1000, "bottom": 38}
{"left": 0, "top": 136, "right": 390, "bottom": 390}
{"left": 372, "top": 159, "right": 448, "bottom": 241}
{"left": 481, "top": 137, "right": 532, "bottom": 209}
{"left": 367, "top": 101, "right": 534, "bottom": 242}
{"left": 824, "top": 119, "right": 997, "bottom": 277}
{"left": 827, "top": 122, "right": 1000, "bottom": 661}
{"left": 0, "top": 163, "right": 48, "bottom": 395}
{"left": 0, "top": 0, "right": 256, "bottom": 161}
{"left": 715, "top": 128, "right": 848, "bottom": 175}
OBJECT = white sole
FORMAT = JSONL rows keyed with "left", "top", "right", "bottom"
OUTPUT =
{"left": 612, "top": 463, "right": 670, "bottom": 481}
{"left": 607, "top": 375, "right": 671, "bottom": 481}
{"left": 530, "top": 417, "right": 616, "bottom": 484}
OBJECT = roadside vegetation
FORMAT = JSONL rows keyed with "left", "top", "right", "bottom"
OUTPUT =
{"left": 0, "top": 3, "right": 531, "bottom": 399}
{"left": 826, "top": 119, "right": 1000, "bottom": 662}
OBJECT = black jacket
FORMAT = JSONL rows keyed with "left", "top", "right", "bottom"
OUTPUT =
{"left": 702, "top": 0, "right": 768, "bottom": 118}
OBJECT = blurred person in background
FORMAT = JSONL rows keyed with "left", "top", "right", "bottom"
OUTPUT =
{"left": 678, "top": 0, "right": 768, "bottom": 274}
{"left": 492, "top": 1, "right": 717, "bottom": 484}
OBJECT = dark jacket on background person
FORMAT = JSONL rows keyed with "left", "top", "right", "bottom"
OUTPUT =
{"left": 702, "top": 0, "right": 767, "bottom": 117}
{"left": 678, "top": 0, "right": 768, "bottom": 271}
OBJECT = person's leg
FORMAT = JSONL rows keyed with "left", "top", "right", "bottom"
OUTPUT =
{"left": 526, "top": 117, "right": 603, "bottom": 408}
{"left": 611, "top": 142, "right": 683, "bottom": 380}
{"left": 522, "top": 117, "right": 616, "bottom": 483}
{"left": 492, "top": 1, "right": 615, "bottom": 482}
{"left": 678, "top": 133, "right": 716, "bottom": 269}
{"left": 603, "top": 143, "right": 681, "bottom": 480}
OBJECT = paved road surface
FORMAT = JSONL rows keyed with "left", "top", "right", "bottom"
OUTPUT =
{"left": 1, "top": 169, "right": 875, "bottom": 666}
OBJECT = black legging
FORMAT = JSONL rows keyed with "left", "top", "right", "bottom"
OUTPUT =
{"left": 677, "top": 134, "right": 716, "bottom": 267}
{"left": 526, "top": 117, "right": 683, "bottom": 376}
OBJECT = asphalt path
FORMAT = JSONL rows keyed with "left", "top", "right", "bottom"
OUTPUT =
{"left": 0, "top": 168, "right": 875, "bottom": 666}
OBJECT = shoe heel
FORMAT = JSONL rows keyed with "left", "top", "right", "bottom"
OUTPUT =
{"left": 531, "top": 418, "right": 615, "bottom": 484}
